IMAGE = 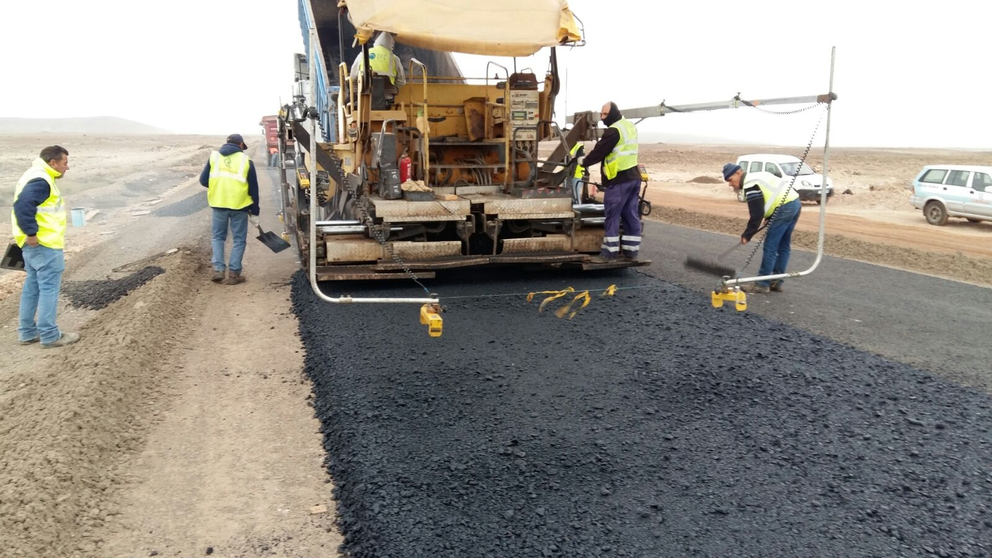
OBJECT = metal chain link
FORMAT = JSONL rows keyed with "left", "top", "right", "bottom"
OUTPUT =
{"left": 738, "top": 105, "right": 827, "bottom": 275}
{"left": 743, "top": 101, "right": 825, "bottom": 116}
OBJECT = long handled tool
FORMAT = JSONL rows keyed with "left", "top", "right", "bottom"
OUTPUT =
{"left": 683, "top": 224, "right": 766, "bottom": 277}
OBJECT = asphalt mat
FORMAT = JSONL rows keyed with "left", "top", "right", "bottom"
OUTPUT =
{"left": 292, "top": 268, "right": 992, "bottom": 558}
{"left": 153, "top": 190, "right": 208, "bottom": 218}
{"left": 63, "top": 266, "right": 165, "bottom": 310}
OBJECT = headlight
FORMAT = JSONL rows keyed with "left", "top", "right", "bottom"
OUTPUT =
{"left": 801, "top": 180, "right": 812, "bottom": 187}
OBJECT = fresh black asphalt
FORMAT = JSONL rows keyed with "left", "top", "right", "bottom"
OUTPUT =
{"left": 292, "top": 248, "right": 992, "bottom": 557}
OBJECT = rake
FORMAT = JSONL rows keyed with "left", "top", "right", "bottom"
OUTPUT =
{"left": 683, "top": 224, "right": 766, "bottom": 278}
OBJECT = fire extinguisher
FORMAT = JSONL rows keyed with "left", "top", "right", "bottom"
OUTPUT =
{"left": 399, "top": 155, "right": 412, "bottom": 183}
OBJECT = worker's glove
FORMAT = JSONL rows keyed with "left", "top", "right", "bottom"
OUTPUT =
{"left": 249, "top": 214, "right": 260, "bottom": 226}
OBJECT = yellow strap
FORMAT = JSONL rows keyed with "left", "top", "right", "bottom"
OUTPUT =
{"left": 555, "top": 291, "right": 591, "bottom": 320}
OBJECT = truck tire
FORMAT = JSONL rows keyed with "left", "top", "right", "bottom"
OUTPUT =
{"left": 924, "top": 201, "right": 948, "bottom": 226}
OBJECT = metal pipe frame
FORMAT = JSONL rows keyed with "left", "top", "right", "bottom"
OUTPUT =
{"left": 304, "top": 25, "right": 437, "bottom": 305}
{"left": 724, "top": 47, "right": 837, "bottom": 289}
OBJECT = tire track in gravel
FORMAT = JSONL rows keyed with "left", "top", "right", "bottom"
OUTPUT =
{"left": 292, "top": 269, "right": 992, "bottom": 558}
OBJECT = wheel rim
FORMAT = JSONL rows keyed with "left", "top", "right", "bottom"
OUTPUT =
{"left": 926, "top": 205, "right": 942, "bottom": 222}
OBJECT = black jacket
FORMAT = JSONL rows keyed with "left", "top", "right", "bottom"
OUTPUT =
{"left": 581, "top": 102, "right": 642, "bottom": 187}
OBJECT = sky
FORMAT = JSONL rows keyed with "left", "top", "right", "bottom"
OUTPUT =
{"left": 1, "top": 0, "right": 989, "bottom": 149}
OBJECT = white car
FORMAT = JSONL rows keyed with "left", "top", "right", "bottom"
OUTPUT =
{"left": 735, "top": 154, "right": 834, "bottom": 204}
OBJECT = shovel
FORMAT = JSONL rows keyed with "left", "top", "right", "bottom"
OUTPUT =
{"left": 2, "top": 243, "right": 25, "bottom": 271}
{"left": 255, "top": 224, "right": 291, "bottom": 253}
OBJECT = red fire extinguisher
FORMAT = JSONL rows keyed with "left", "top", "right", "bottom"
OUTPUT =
{"left": 399, "top": 155, "right": 412, "bottom": 183}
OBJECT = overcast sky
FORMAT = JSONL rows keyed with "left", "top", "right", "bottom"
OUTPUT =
{"left": 1, "top": 0, "right": 989, "bottom": 149}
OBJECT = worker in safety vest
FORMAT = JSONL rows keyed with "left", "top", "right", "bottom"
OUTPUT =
{"left": 11, "top": 145, "right": 80, "bottom": 348}
{"left": 349, "top": 31, "right": 406, "bottom": 88}
{"left": 722, "top": 163, "right": 801, "bottom": 293}
{"left": 199, "top": 134, "right": 260, "bottom": 285}
{"left": 580, "top": 102, "right": 642, "bottom": 261}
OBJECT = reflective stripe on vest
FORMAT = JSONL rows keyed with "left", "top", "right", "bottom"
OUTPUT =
{"left": 207, "top": 151, "right": 252, "bottom": 210}
{"left": 745, "top": 172, "right": 800, "bottom": 218}
{"left": 603, "top": 118, "right": 638, "bottom": 180}
{"left": 360, "top": 45, "right": 397, "bottom": 84}
{"left": 11, "top": 159, "right": 66, "bottom": 249}
{"left": 569, "top": 142, "right": 585, "bottom": 179}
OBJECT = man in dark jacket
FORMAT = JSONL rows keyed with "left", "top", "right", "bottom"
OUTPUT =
{"left": 581, "top": 102, "right": 642, "bottom": 261}
{"left": 199, "top": 134, "right": 260, "bottom": 285}
{"left": 12, "top": 145, "right": 80, "bottom": 348}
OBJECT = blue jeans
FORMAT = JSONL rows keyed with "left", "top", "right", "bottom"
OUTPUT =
{"left": 211, "top": 208, "right": 249, "bottom": 272}
{"left": 757, "top": 199, "right": 801, "bottom": 287}
{"left": 18, "top": 244, "right": 65, "bottom": 344}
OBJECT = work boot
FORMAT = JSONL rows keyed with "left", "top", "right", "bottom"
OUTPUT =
{"left": 211, "top": 270, "right": 225, "bottom": 283}
{"left": 589, "top": 255, "right": 617, "bottom": 264}
{"left": 225, "top": 271, "right": 246, "bottom": 285}
{"left": 770, "top": 280, "right": 784, "bottom": 292}
{"left": 18, "top": 336, "right": 39, "bottom": 346}
{"left": 740, "top": 283, "right": 770, "bottom": 294}
{"left": 41, "top": 332, "right": 80, "bottom": 349}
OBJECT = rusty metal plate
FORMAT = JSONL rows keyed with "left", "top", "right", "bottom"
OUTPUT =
{"left": 323, "top": 236, "right": 384, "bottom": 263}
{"left": 372, "top": 197, "right": 471, "bottom": 223}
{"left": 315, "top": 266, "right": 437, "bottom": 281}
{"left": 501, "top": 235, "right": 571, "bottom": 254}
{"left": 483, "top": 197, "right": 572, "bottom": 216}
{"left": 390, "top": 241, "right": 462, "bottom": 260}
{"left": 374, "top": 255, "right": 491, "bottom": 271}
{"left": 571, "top": 229, "right": 604, "bottom": 252}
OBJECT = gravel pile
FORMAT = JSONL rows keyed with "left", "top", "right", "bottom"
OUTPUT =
{"left": 292, "top": 269, "right": 992, "bottom": 558}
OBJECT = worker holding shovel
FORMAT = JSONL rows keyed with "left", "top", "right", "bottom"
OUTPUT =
{"left": 200, "top": 134, "right": 260, "bottom": 285}
{"left": 722, "top": 163, "right": 801, "bottom": 293}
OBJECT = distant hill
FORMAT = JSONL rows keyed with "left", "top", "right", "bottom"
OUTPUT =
{"left": 0, "top": 116, "right": 170, "bottom": 135}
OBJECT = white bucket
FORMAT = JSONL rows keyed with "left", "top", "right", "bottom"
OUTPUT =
{"left": 71, "top": 208, "right": 86, "bottom": 227}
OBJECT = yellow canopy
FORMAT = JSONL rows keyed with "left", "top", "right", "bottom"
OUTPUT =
{"left": 344, "top": 0, "right": 582, "bottom": 56}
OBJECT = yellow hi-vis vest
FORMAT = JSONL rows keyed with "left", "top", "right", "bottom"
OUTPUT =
{"left": 569, "top": 142, "right": 585, "bottom": 179}
{"left": 360, "top": 45, "right": 398, "bottom": 84}
{"left": 12, "top": 158, "right": 66, "bottom": 249}
{"left": 603, "top": 118, "right": 638, "bottom": 180}
{"left": 744, "top": 171, "right": 800, "bottom": 218}
{"left": 207, "top": 151, "right": 252, "bottom": 210}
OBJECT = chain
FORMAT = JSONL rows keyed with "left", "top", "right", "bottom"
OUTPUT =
{"left": 738, "top": 104, "right": 827, "bottom": 275}
{"left": 329, "top": 160, "right": 433, "bottom": 294}
{"left": 742, "top": 100, "right": 824, "bottom": 116}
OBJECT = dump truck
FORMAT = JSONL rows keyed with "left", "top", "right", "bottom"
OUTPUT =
{"left": 277, "top": 0, "right": 649, "bottom": 281}
{"left": 261, "top": 114, "right": 296, "bottom": 168}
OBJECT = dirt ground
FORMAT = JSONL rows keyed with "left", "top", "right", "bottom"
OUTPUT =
{"left": 0, "top": 135, "right": 342, "bottom": 557}
{"left": 0, "top": 134, "right": 990, "bottom": 557}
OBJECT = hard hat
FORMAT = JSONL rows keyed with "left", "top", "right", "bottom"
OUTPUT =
{"left": 373, "top": 32, "right": 395, "bottom": 50}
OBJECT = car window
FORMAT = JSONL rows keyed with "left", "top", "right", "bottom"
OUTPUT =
{"left": 738, "top": 161, "right": 748, "bottom": 173}
{"left": 920, "top": 169, "right": 947, "bottom": 184}
{"left": 764, "top": 163, "right": 782, "bottom": 177}
{"left": 974, "top": 172, "right": 992, "bottom": 192}
{"left": 947, "top": 170, "right": 971, "bottom": 187}
{"left": 749, "top": 161, "right": 762, "bottom": 173}
{"left": 780, "top": 162, "right": 812, "bottom": 177}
